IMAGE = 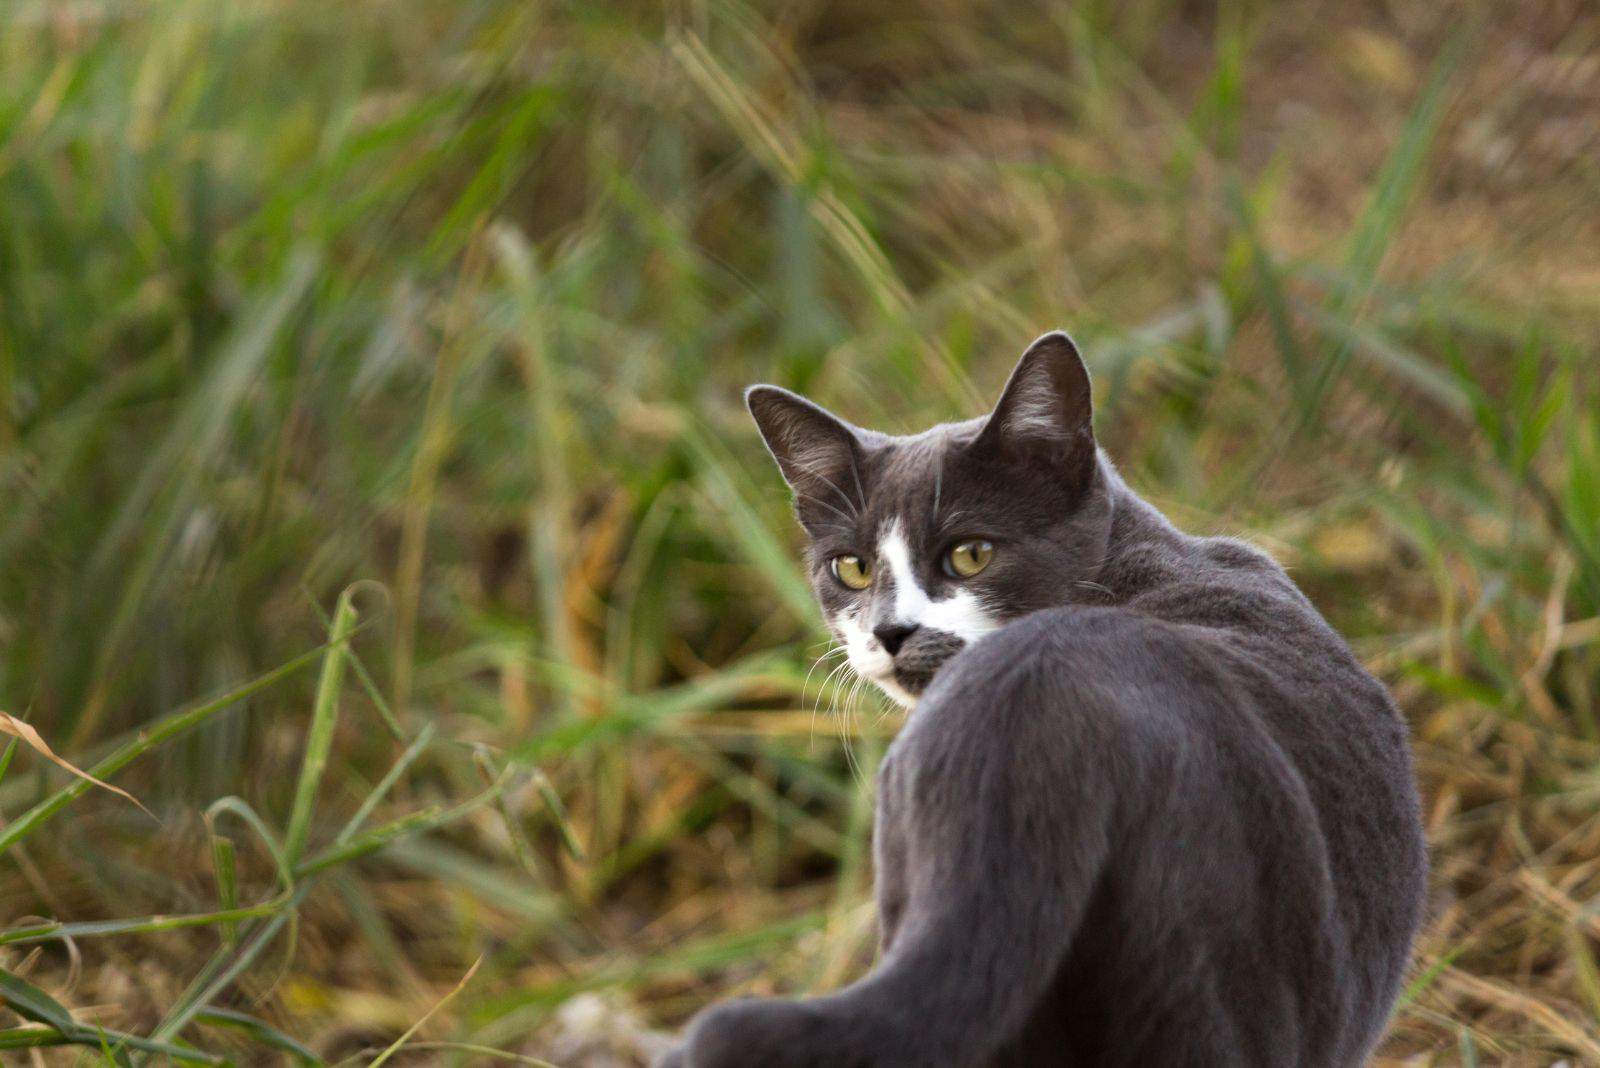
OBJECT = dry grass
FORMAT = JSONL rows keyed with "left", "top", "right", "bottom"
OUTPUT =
{"left": 1, "top": 0, "right": 1598, "bottom": 1063}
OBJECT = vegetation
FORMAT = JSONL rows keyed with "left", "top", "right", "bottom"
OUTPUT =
{"left": 1, "top": 0, "right": 1597, "bottom": 1062}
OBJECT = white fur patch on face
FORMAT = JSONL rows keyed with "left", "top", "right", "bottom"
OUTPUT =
{"left": 834, "top": 609, "right": 915, "bottom": 707}
{"left": 830, "top": 520, "right": 999, "bottom": 709}
{"left": 877, "top": 520, "right": 998, "bottom": 644}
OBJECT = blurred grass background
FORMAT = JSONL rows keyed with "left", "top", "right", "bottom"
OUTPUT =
{"left": 0, "top": 0, "right": 1598, "bottom": 1063}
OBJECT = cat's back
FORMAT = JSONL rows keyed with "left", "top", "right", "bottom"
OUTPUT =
{"left": 1124, "top": 527, "right": 1417, "bottom": 783}
{"left": 1108, "top": 529, "right": 1384, "bottom": 695}
{"left": 1093, "top": 526, "right": 1427, "bottom": 1050}
{"left": 1111, "top": 529, "right": 1312, "bottom": 628}
{"left": 900, "top": 549, "right": 1426, "bottom": 1065}
{"left": 1104, "top": 527, "right": 1419, "bottom": 863}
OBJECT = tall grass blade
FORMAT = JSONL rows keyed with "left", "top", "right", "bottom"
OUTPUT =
{"left": 0, "top": 970, "right": 221, "bottom": 1064}
{"left": 334, "top": 721, "right": 437, "bottom": 845}
{"left": 284, "top": 586, "right": 359, "bottom": 865}
{"left": 1300, "top": 24, "right": 1473, "bottom": 423}
{"left": 366, "top": 957, "right": 482, "bottom": 1067}
{"left": 194, "top": 1008, "right": 318, "bottom": 1065}
{"left": 0, "top": 638, "right": 346, "bottom": 855}
{"left": 210, "top": 833, "right": 239, "bottom": 947}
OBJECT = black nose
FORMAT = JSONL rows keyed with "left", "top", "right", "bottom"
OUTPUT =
{"left": 873, "top": 622, "right": 920, "bottom": 656}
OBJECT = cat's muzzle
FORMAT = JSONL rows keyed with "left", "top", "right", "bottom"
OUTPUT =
{"left": 891, "top": 628, "right": 968, "bottom": 695}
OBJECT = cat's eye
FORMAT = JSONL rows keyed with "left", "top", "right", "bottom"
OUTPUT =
{"left": 946, "top": 539, "right": 994, "bottom": 578}
{"left": 831, "top": 554, "right": 872, "bottom": 590}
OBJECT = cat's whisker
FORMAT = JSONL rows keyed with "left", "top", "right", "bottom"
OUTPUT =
{"left": 838, "top": 675, "right": 864, "bottom": 785}
{"left": 817, "top": 659, "right": 851, "bottom": 711}
{"left": 801, "top": 643, "right": 848, "bottom": 704}
{"left": 815, "top": 657, "right": 856, "bottom": 748}
{"left": 788, "top": 447, "right": 868, "bottom": 514}
{"left": 783, "top": 455, "right": 863, "bottom": 516}
{"left": 809, "top": 653, "right": 851, "bottom": 719}
{"left": 844, "top": 455, "right": 867, "bottom": 513}
{"left": 823, "top": 659, "right": 869, "bottom": 784}
{"left": 855, "top": 678, "right": 880, "bottom": 770}
{"left": 794, "top": 491, "right": 856, "bottom": 527}
{"left": 840, "top": 672, "right": 874, "bottom": 787}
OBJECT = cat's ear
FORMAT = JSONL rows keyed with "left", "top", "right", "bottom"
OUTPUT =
{"left": 973, "top": 331, "right": 1095, "bottom": 486}
{"left": 746, "top": 385, "right": 864, "bottom": 522}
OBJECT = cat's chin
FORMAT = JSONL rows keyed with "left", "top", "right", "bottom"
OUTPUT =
{"left": 872, "top": 674, "right": 920, "bottom": 709}
{"left": 884, "top": 631, "right": 968, "bottom": 708}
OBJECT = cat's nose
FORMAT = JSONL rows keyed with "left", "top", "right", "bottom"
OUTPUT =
{"left": 873, "top": 622, "right": 920, "bottom": 656}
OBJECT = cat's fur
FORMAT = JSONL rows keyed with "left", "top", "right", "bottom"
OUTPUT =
{"left": 658, "top": 333, "right": 1428, "bottom": 1067}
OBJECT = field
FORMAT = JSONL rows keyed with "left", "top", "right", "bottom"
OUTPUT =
{"left": 2, "top": 0, "right": 1599, "bottom": 1063}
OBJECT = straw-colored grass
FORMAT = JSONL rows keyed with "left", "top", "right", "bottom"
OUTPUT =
{"left": 2, "top": 0, "right": 1598, "bottom": 1063}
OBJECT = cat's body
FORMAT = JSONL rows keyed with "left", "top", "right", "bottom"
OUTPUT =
{"left": 660, "top": 334, "right": 1427, "bottom": 1067}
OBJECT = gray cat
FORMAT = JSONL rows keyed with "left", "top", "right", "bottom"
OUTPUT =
{"left": 659, "top": 333, "right": 1427, "bottom": 1067}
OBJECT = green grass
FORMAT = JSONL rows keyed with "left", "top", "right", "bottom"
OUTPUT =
{"left": 2, "top": 0, "right": 1599, "bottom": 1063}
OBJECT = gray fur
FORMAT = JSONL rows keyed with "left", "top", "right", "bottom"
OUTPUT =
{"left": 660, "top": 332, "right": 1427, "bottom": 1067}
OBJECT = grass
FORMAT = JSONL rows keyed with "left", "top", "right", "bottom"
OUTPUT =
{"left": 1, "top": 0, "right": 1598, "bottom": 1063}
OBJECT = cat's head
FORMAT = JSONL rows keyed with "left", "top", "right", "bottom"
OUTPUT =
{"left": 748, "top": 331, "right": 1114, "bottom": 707}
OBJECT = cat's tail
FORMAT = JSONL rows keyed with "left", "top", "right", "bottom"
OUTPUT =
{"left": 661, "top": 612, "right": 1155, "bottom": 1068}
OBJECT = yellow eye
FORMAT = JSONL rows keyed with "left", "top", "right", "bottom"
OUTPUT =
{"left": 831, "top": 554, "right": 871, "bottom": 590}
{"left": 947, "top": 539, "right": 994, "bottom": 578}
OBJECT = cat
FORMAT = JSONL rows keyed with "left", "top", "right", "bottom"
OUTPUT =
{"left": 657, "top": 332, "right": 1428, "bottom": 1067}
